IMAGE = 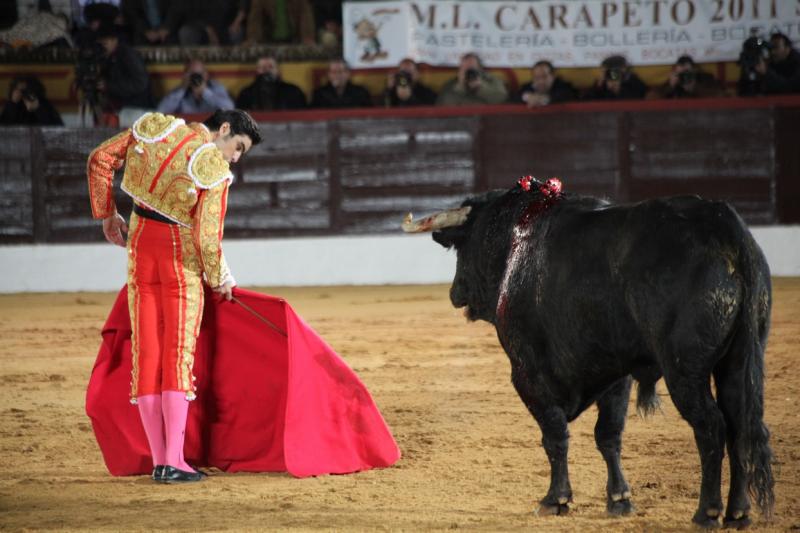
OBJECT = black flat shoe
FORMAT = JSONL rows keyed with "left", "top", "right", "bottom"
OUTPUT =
{"left": 187, "top": 465, "right": 208, "bottom": 478}
{"left": 162, "top": 465, "right": 204, "bottom": 483}
{"left": 152, "top": 465, "right": 166, "bottom": 483}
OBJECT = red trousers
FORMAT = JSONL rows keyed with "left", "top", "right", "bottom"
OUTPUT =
{"left": 126, "top": 212, "right": 204, "bottom": 402}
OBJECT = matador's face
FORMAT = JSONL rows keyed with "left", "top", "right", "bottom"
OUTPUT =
{"left": 213, "top": 122, "right": 253, "bottom": 163}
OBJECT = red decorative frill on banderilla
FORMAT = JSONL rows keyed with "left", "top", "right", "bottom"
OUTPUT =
{"left": 517, "top": 175, "right": 563, "bottom": 197}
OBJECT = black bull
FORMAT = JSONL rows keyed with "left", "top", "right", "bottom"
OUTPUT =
{"left": 406, "top": 185, "right": 774, "bottom": 528}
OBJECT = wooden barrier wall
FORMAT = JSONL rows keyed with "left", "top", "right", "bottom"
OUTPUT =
{"left": 1, "top": 96, "right": 798, "bottom": 244}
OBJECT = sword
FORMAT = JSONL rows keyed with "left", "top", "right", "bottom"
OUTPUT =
{"left": 231, "top": 296, "right": 288, "bottom": 338}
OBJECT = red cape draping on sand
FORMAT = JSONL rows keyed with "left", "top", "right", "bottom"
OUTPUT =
{"left": 86, "top": 287, "right": 401, "bottom": 477}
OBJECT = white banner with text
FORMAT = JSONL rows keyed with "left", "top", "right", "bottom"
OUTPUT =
{"left": 343, "top": 0, "right": 800, "bottom": 68}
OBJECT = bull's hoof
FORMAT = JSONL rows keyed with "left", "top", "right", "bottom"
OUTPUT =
{"left": 692, "top": 510, "right": 721, "bottom": 529}
{"left": 722, "top": 514, "right": 751, "bottom": 530}
{"left": 607, "top": 498, "right": 635, "bottom": 516}
{"left": 535, "top": 502, "right": 570, "bottom": 516}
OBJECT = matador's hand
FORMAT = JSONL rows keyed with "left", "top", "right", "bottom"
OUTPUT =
{"left": 102, "top": 212, "right": 128, "bottom": 247}
{"left": 214, "top": 280, "right": 235, "bottom": 302}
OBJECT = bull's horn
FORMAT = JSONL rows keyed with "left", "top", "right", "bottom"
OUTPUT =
{"left": 401, "top": 206, "right": 472, "bottom": 233}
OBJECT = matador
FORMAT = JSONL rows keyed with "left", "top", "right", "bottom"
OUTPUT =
{"left": 87, "top": 109, "right": 261, "bottom": 483}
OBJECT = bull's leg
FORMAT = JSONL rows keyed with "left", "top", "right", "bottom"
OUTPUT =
{"left": 663, "top": 373, "right": 726, "bottom": 528}
{"left": 595, "top": 376, "right": 634, "bottom": 516}
{"left": 714, "top": 365, "right": 751, "bottom": 529}
{"left": 511, "top": 367, "right": 572, "bottom": 516}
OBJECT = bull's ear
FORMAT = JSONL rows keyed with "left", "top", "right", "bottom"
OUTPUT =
{"left": 432, "top": 229, "right": 457, "bottom": 249}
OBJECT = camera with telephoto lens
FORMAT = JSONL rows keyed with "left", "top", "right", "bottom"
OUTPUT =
{"left": 21, "top": 87, "right": 37, "bottom": 102}
{"left": 605, "top": 67, "right": 624, "bottom": 82}
{"left": 394, "top": 70, "right": 412, "bottom": 88}
{"left": 259, "top": 72, "right": 277, "bottom": 84}
{"left": 465, "top": 68, "right": 480, "bottom": 82}
{"left": 678, "top": 70, "right": 696, "bottom": 85}
{"left": 75, "top": 42, "right": 104, "bottom": 109}
{"left": 189, "top": 72, "right": 205, "bottom": 87}
{"left": 739, "top": 36, "right": 771, "bottom": 81}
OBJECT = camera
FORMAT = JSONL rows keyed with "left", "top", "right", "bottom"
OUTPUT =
{"left": 21, "top": 87, "right": 37, "bottom": 102}
{"left": 189, "top": 72, "right": 205, "bottom": 87}
{"left": 75, "top": 42, "right": 104, "bottom": 108}
{"left": 739, "top": 36, "right": 771, "bottom": 81}
{"left": 258, "top": 72, "right": 277, "bottom": 84}
{"left": 604, "top": 67, "right": 624, "bottom": 82}
{"left": 465, "top": 68, "right": 480, "bottom": 83}
{"left": 678, "top": 70, "right": 696, "bottom": 85}
{"left": 394, "top": 71, "right": 412, "bottom": 88}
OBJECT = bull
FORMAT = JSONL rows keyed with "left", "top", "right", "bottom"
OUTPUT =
{"left": 403, "top": 177, "right": 774, "bottom": 528}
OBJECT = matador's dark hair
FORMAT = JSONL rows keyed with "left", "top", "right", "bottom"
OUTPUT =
{"left": 203, "top": 109, "right": 262, "bottom": 145}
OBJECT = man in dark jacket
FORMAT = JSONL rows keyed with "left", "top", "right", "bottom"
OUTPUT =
{"left": 96, "top": 24, "right": 153, "bottom": 112}
{"left": 762, "top": 32, "right": 800, "bottom": 94}
{"left": 0, "top": 76, "right": 63, "bottom": 126}
{"left": 311, "top": 59, "right": 373, "bottom": 108}
{"left": 654, "top": 55, "right": 725, "bottom": 99}
{"left": 585, "top": 55, "right": 647, "bottom": 100}
{"left": 383, "top": 58, "right": 437, "bottom": 107}
{"left": 236, "top": 56, "right": 307, "bottom": 110}
{"left": 737, "top": 32, "right": 800, "bottom": 96}
{"left": 516, "top": 60, "right": 577, "bottom": 107}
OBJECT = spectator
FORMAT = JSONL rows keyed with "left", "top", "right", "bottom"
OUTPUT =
{"left": 585, "top": 55, "right": 647, "bottom": 100}
{"left": 653, "top": 55, "right": 725, "bottom": 99}
{"left": 125, "top": 0, "right": 247, "bottom": 46}
{"left": 120, "top": 0, "right": 177, "bottom": 45}
{"left": 176, "top": 0, "right": 248, "bottom": 45}
{"left": 311, "top": 0, "right": 342, "bottom": 47}
{"left": 311, "top": 59, "right": 373, "bottom": 108}
{"left": 739, "top": 32, "right": 800, "bottom": 96}
{"left": 0, "top": 76, "right": 64, "bottom": 126}
{"left": 0, "top": 2, "right": 72, "bottom": 49}
{"left": 95, "top": 24, "right": 153, "bottom": 113}
{"left": 157, "top": 58, "right": 234, "bottom": 115}
{"left": 436, "top": 52, "right": 508, "bottom": 106}
{"left": 246, "top": 0, "right": 315, "bottom": 45}
{"left": 765, "top": 33, "right": 800, "bottom": 93}
{"left": 74, "top": 2, "right": 122, "bottom": 49}
{"left": 1, "top": 0, "right": 17, "bottom": 30}
{"left": 516, "top": 60, "right": 577, "bottom": 107}
{"left": 383, "top": 58, "right": 437, "bottom": 107}
{"left": 236, "top": 56, "right": 307, "bottom": 110}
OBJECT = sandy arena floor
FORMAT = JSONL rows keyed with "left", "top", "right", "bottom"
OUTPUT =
{"left": 0, "top": 279, "right": 798, "bottom": 532}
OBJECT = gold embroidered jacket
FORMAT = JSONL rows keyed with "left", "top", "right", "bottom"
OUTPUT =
{"left": 87, "top": 112, "right": 234, "bottom": 287}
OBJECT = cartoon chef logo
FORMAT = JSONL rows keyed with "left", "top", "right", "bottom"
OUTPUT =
{"left": 351, "top": 8, "right": 399, "bottom": 63}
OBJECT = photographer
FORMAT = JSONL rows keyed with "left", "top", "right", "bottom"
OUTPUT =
{"left": 383, "top": 59, "right": 437, "bottom": 107}
{"left": 157, "top": 59, "right": 234, "bottom": 114}
{"left": 0, "top": 76, "right": 63, "bottom": 126}
{"left": 585, "top": 55, "right": 647, "bottom": 101}
{"left": 437, "top": 52, "right": 508, "bottom": 106}
{"left": 654, "top": 55, "right": 725, "bottom": 99}
{"left": 236, "top": 56, "right": 307, "bottom": 111}
{"left": 94, "top": 25, "right": 153, "bottom": 117}
{"left": 738, "top": 33, "right": 800, "bottom": 96}
{"left": 311, "top": 59, "right": 373, "bottom": 108}
{"left": 516, "top": 60, "right": 577, "bottom": 107}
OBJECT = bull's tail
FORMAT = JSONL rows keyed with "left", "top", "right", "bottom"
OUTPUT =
{"left": 732, "top": 236, "right": 775, "bottom": 519}
{"left": 740, "top": 325, "right": 775, "bottom": 518}
{"left": 635, "top": 380, "right": 660, "bottom": 418}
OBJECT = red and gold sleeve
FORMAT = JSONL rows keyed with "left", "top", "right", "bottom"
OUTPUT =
{"left": 192, "top": 183, "right": 234, "bottom": 288}
{"left": 87, "top": 129, "right": 133, "bottom": 219}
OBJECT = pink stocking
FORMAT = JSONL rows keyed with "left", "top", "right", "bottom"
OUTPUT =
{"left": 162, "top": 391, "right": 194, "bottom": 472}
{"left": 137, "top": 394, "right": 166, "bottom": 467}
